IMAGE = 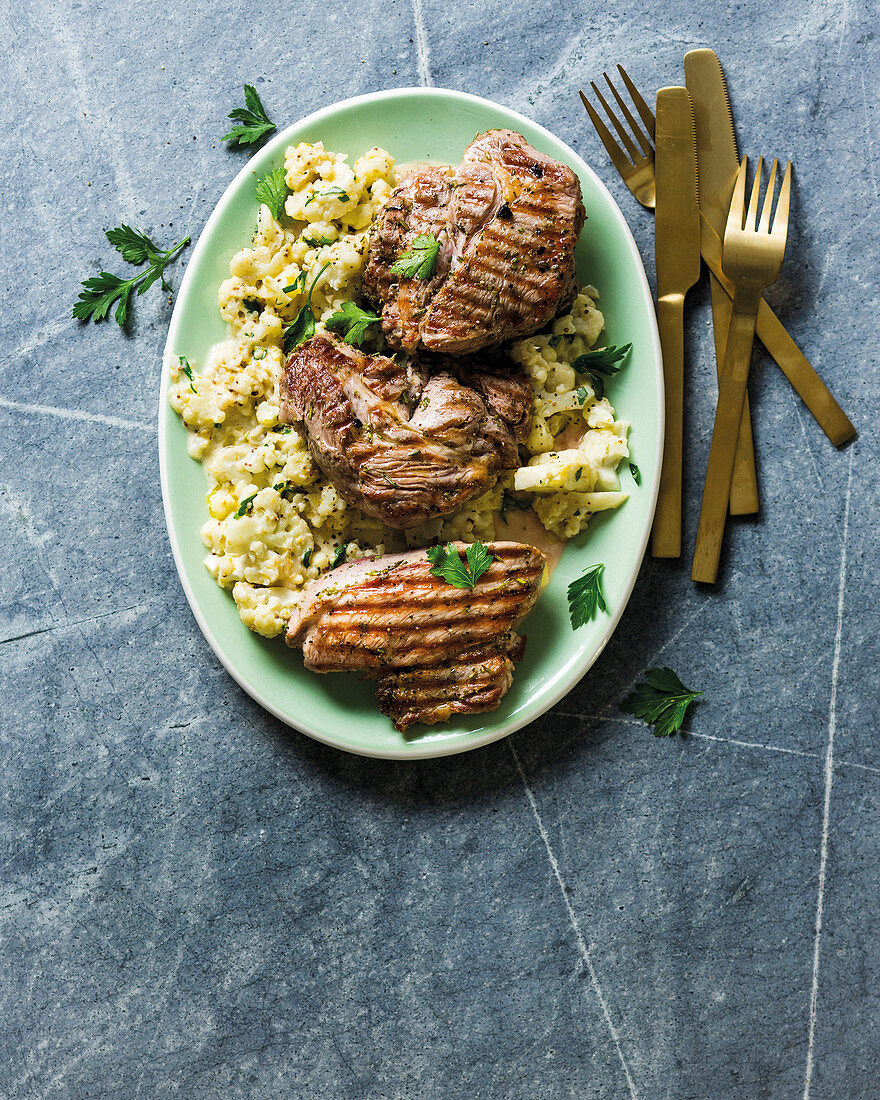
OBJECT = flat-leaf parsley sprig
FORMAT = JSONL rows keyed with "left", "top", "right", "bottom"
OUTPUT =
{"left": 389, "top": 234, "right": 440, "bottom": 280}
{"left": 222, "top": 84, "right": 276, "bottom": 147}
{"left": 572, "top": 342, "right": 632, "bottom": 400}
{"left": 567, "top": 563, "right": 607, "bottom": 629}
{"left": 427, "top": 541, "right": 495, "bottom": 590}
{"left": 254, "top": 167, "right": 288, "bottom": 220}
{"left": 326, "top": 301, "right": 381, "bottom": 346}
{"left": 620, "top": 667, "right": 702, "bottom": 738}
{"left": 72, "top": 225, "right": 190, "bottom": 326}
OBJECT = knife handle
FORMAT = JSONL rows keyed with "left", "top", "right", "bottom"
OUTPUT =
{"left": 692, "top": 303, "right": 759, "bottom": 583}
{"left": 651, "top": 295, "right": 686, "bottom": 558}
{"left": 709, "top": 273, "right": 760, "bottom": 515}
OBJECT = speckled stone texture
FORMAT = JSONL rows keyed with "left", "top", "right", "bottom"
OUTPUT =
{"left": 1, "top": 0, "right": 878, "bottom": 1096}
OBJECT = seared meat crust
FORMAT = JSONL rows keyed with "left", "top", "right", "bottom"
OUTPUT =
{"left": 364, "top": 129, "right": 585, "bottom": 354}
{"left": 286, "top": 542, "right": 545, "bottom": 730}
{"left": 280, "top": 336, "right": 530, "bottom": 529}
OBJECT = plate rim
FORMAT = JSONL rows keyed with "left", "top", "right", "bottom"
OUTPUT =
{"left": 159, "top": 85, "right": 663, "bottom": 760}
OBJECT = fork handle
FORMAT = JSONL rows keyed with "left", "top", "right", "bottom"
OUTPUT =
{"left": 651, "top": 294, "right": 686, "bottom": 558}
{"left": 691, "top": 302, "right": 760, "bottom": 583}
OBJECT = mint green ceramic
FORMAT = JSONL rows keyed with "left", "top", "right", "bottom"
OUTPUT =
{"left": 159, "top": 88, "right": 663, "bottom": 759}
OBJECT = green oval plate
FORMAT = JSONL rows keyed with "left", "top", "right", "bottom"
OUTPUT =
{"left": 159, "top": 87, "right": 663, "bottom": 760}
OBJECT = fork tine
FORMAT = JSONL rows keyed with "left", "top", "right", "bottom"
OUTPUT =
{"left": 726, "top": 158, "right": 748, "bottom": 234}
{"left": 771, "top": 161, "right": 793, "bottom": 241}
{"left": 746, "top": 155, "right": 764, "bottom": 229}
{"left": 617, "top": 65, "right": 656, "bottom": 140}
{"left": 590, "top": 80, "right": 641, "bottom": 163}
{"left": 603, "top": 71, "right": 653, "bottom": 156}
{"left": 579, "top": 90, "right": 635, "bottom": 179}
{"left": 759, "top": 159, "right": 778, "bottom": 233}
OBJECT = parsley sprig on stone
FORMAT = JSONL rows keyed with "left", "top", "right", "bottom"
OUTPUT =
{"left": 72, "top": 225, "right": 190, "bottom": 326}
{"left": 222, "top": 84, "right": 276, "bottom": 147}
{"left": 427, "top": 541, "right": 495, "bottom": 589}
{"left": 620, "top": 667, "right": 702, "bottom": 738}
{"left": 389, "top": 234, "right": 440, "bottom": 280}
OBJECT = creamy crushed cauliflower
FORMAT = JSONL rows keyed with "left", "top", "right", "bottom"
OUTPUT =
{"left": 168, "top": 141, "right": 629, "bottom": 639}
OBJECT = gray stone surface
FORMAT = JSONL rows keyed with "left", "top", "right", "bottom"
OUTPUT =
{"left": 1, "top": 0, "right": 878, "bottom": 1096}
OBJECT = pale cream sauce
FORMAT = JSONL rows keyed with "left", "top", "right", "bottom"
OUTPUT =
{"left": 493, "top": 509, "right": 565, "bottom": 578}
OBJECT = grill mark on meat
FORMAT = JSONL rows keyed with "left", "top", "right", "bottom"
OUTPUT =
{"left": 280, "top": 336, "right": 528, "bottom": 528}
{"left": 286, "top": 543, "right": 544, "bottom": 731}
{"left": 365, "top": 129, "right": 584, "bottom": 354}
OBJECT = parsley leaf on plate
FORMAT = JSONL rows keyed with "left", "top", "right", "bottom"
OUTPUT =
{"left": 222, "top": 84, "right": 276, "bottom": 147}
{"left": 255, "top": 166, "right": 288, "bottom": 220}
{"left": 283, "top": 261, "right": 331, "bottom": 353}
{"left": 628, "top": 461, "right": 641, "bottom": 485}
{"left": 567, "top": 563, "right": 607, "bottom": 629}
{"left": 426, "top": 541, "right": 495, "bottom": 589}
{"left": 389, "top": 234, "right": 440, "bottom": 280}
{"left": 72, "top": 228, "right": 190, "bottom": 326}
{"left": 325, "top": 301, "right": 381, "bottom": 346}
{"left": 620, "top": 667, "right": 702, "bottom": 737}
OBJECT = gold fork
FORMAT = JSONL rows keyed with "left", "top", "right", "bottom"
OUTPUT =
{"left": 580, "top": 70, "right": 856, "bottom": 450}
{"left": 581, "top": 69, "right": 758, "bottom": 517}
{"left": 692, "top": 158, "right": 792, "bottom": 583}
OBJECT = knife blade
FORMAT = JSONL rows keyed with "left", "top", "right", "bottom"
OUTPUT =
{"left": 650, "top": 87, "right": 701, "bottom": 559}
{"left": 684, "top": 47, "right": 760, "bottom": 516}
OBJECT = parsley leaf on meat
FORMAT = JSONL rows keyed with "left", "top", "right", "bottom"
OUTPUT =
{"left": 389, "top": 233, "right": 440, "bottom": 280}
{"left": 283, "top": 261, "right": 331, "bottom": 352}
{"left": 72, "top": 227, "right": 190, "bottom": 326}
{"left": 426, "top": 541, "right": 495, "bottom": 590}
{"left": 620, "top": 667, "right": 702, "bottom": 738}
{"left": 567, "top": 563, "right": 607, "bottom": 628}
{"left": 255, "top": 166, "right": 288, "bottom": 220}
{"left": 325, "top": 301, "right": 381, "bottom": 346}
{"left": 222, "top": 84, "right": 276, "bottom": 147}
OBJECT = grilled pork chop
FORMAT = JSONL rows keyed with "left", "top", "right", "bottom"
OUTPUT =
{"left": 363, "top": 129, "right": 585, "bottom": 353}
{"left": 280, "top": 335, "right": 531, "bottom": 529}
{"left": 286, "top": 541, "right": 545, "bottom": 731}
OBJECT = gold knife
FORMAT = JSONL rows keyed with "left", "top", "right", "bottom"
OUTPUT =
{"left": 651, "top": 88, "right": 701, "bottom": 559}
{"left": 685, "top": 48, "right": 856, "bottom": 451}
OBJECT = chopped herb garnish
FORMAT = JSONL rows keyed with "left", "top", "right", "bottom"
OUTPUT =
{"left": 283, "top": 261, "right": 331, "bottom": 352}
{"left": 389, "top": 233, "right": 440, "bottom": 280}
{"left": 234, "top": 492, "right": 258, "bottom": 518}
{"left": 72, "top": 227, "right": 190, "bottom": 326}
{"left": 567, "top": 563, "right": 607, "bottom": 629}
{"left": 426, "top": 541, "right": 495, "bottom": 590}
{"left": 273, "top": 481, "right": 296, "bottom": 499}
{"left": 222, "top": 84, "right": 276, "bottom": 147}
{"left": 303, "top": 235, "right": 335, "bottom": 247}
{"left": 620, "top": 667, "right": 702, "bottom": 738}
{"left": 574, "top": 385, "right": 590, "bottom": 405}
{"left": 325, "top": 301, "right": 381, "bottom": 346}
{"left": 304, "top": 186, "right": 350, "bottom": 206}
{"left": 377, "top": 470, "right": 401, "bottom": 489}
{"left": 178, "top": 355, "right": 197, "bottom": 393}
{"left": 628, "top": 461, "right": 641, "bottom": 485}
{"left": 302, "top": 548, "right": 312, "bottom": 567}
{"left": 330, "top": 542, "right": 349, "bottom": 569}
{"left": 283, "top": 272, "right": 307, "bottom": 295}
{"left": 254, "top": 166, "right": 288, "bottom": 220}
